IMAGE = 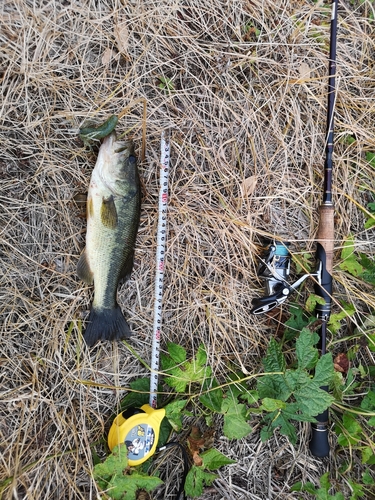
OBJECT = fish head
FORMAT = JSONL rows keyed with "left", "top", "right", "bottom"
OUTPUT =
{"left": 97, "top": 132, "right": 137, "bottom": 195}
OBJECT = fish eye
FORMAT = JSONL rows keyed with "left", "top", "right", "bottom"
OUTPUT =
{"left": 128, "top": 155, "right": 136, "bottom": 163}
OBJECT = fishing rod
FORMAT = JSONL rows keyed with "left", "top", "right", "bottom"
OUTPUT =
{"left": 251, "top": 0, "right": 338, "bottom": 458}
{"left": 309, "top": 0, "right": 338, "bottom": 458}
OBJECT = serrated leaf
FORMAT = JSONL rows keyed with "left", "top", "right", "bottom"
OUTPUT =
{"left": 347, "top": 479, "right": 365, "bottom": 499}
{"left": 360, "top": 390, "right": 375, "bottom": 411}
{"left": 329, "top": 301, "right": 356, "bottom": 334}
{"left": 260, "top": 398, "right": 287, "bottom": 412}
{"left": 362, "top": 469, "right": 375, "bottom": 484}
{"left": 221, "top": 398, "right": 252, "bottom": 439}
{"left": 240, "top": 389, "right": 259, "bottom": 405}
{"left": 184, "top": 465, "right": 217, "bottom": 498}
{"left": 163, "top": 343, "right": 211, "bottom": 393}
{"left": 260, "top": 426, "right": 273, "bottom": 442}
{"left": 358, "top": 253, "right": 375, "bottom": 285}
{"left": 305, "top": 293, "right": 327, "bottom": 313}
{"left": 296, "top": 328, "right": 319, "bottom": 370}
{"left": 201, "top": 448, "right": 236, "bottom": 470}
{"left": 291, "top": 481, "right": 317, "bottom": 494}
{"left": 337, "top": 414, "right": 363, "bottom": 446}
{"left": 257, "top": 373, "right": 291, "bottom": 401}
{"left": 165, "top": 400, "right": 187, "bottom": 431}
{"left": 319, "top": 472, "right": 331, "bottom": 491}
{"left": 93, "top": 444, "right": 128, "bottom": 480}
{"left": 284, "top": 368, "right": 312, "bottom": 392}
{"left": 263, "top": 338, "right": 286, "bottom": 372}
{"left": 274, "top": 412, "right": 298, "bottom": 444}
{"left": 313, "top": 353, "right": 335, "bottom": 387}
{"left": 295, "top": 383, "right": 334, "bottom": 417}
{"left": 106, "top": 472, "right": 163, "bottom": 500}
{"left": 167, "top": 342, "right": 187, "bottom": 364}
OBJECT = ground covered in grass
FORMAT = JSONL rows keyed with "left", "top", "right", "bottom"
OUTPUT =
{"left": 1, "top": 0, "right": 375, "bottom": 498}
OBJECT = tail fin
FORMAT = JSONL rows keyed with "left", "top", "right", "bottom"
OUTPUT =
{"left": 83, "top": 305, "right": 132, "bottom": 347}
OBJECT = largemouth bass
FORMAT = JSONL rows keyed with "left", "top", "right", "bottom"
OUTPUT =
{"left": 77, "top": 132, "right": 141, "bottom": 346}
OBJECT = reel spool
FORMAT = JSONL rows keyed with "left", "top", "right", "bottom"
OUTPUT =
{"left": 108, "top": 405, "right": 165, "bottom": 466}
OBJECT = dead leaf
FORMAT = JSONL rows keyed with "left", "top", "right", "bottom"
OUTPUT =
{"left": 192, "top": 450, "right": 203, "bottom": 466}
{"left": 101, "top": 47, "right": 115, "bottom": 65}
{"left": 298, "top": 62, "right": 311, "bottom": 80}
{"left": 187, "top": 426, "right": 205, "bottom": 466}
{"left": 114, "top": 21, "right": 129, "bottom": 56}
{"left": 242, "top": 175, "right": 257, "bottom": 196}
{"left": 334, "top": 353, "right": 349, "bottom": 373}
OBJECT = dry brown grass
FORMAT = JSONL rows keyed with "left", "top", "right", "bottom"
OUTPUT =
{"left": 1, "top": 0, "right": 375, "bottom": 498}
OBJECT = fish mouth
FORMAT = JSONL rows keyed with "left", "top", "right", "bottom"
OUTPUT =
{"left": 104, "top": 132, "right": 134, "bottom": 155}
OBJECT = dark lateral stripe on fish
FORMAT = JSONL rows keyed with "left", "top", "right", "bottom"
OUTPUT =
{"left": 84, "top": 304, "right": 131, "bottom": 347}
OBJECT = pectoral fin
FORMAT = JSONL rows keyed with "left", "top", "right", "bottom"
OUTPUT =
{"left": 101, "top": 195, "right": 118, "bottom": 228}
{"left": 77, "top": 250, "right": 94, "bottom": 284}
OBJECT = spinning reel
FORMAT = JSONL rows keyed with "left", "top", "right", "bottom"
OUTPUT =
{"left": 250, "top": 241, "right": 321, "bottom": 315}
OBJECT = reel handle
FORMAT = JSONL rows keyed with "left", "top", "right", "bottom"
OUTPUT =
{"left": 250, "top": 284, "right": 290, "bottom": 314}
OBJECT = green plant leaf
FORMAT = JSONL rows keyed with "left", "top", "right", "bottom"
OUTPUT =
{"left": 336, "top": 414, "right": 363, "bottom": 446}
{"left": 360, "top": 389, "right": 375, "bottom": 411}
{"left": 315, "top": 473, "right": 345, "bottom": 500}
{"left": 106, "top": 472, "right": 163, "bottom": 500}
{"left": 273, "top": 412, "right": 298, "bottom": 444}
{"left": 358, "top": 253, "right": 375, "bottom": 285}
{"left": 284, "top": 303, "right": 312, "bottom": 340}
{"left": 291, "top": 480, "right": 317, "bottom": 494}
{"left": 162, "top": 343, "right": 212, "bottom": 393}
{"left": 339, "top": 236, "right": 365, "bottom": 277}
{"left": 347, "top": 479, "right": 365, "bottom": 499}
{"left": 119, "top": 378, "right": 151, "bottom": 411}
{"left": 260, "top": 398, "right": 286, "bottom": 412}
{"left": 93, "top": 445, "right": 163, "bottom": 500}
{"left": 199, "top": 377, "right": 223, "bottom": 412}
{"left": 312, "top": 353, "right": 334, "bottom": 387}
{"left": 366, "top": 151, "right": 375, "bottom": 168}
{"left": 165, "top": 400, "right": 187, "bottom": 431}
{"left": 294, "top": 382, "right": 334, "bottom": 417}
{"left": 305, "top": 293, "right": 327, "bottom": 313}
{"left": 167, "top": 342, "right": 187, "bottom": 364}
{"left": 362, "top": 469, "right": 375, "bottom": 485}
{"left": 240, "top": 389, "right": 259, "bottom": 405}
{"left": 262, "top": 337, "right": 286, "bottom": 372}
{"left": 296, "top": 327, "right": 319, "bottom": 369}
{"left": 329, "top": 302, "right": 356, "bottom": 334}
{"left": 201, "top": 448, "right": 236, "bottom": 470}
{"left": 221, "top": 397, "right": 252, "bottom": 439}
{"left": 184, "top": 465, "right": 217, "bottom": 498}
{"left": 93, "top": 444, "right": 128, "bottom": 480}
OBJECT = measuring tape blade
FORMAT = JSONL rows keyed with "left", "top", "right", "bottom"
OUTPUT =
{"left": 149, "top": 132, "right": 170, "bottom": 408}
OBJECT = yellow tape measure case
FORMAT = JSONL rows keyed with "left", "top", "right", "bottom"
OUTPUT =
{"left": 108, "top": 404, "right": 166, "bottom": 466}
